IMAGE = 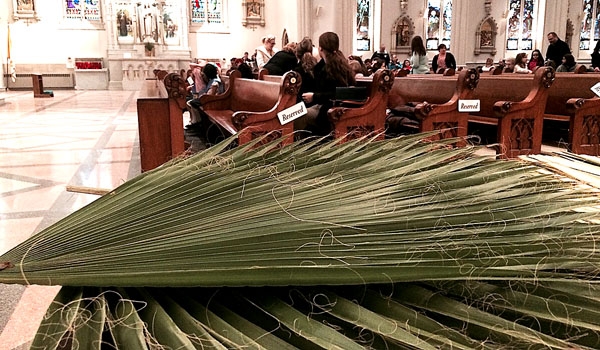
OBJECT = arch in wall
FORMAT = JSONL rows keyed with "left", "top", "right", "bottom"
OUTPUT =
{"left": 391, "top": 14, "right": 415, "bottom": 55}
{"left": 474, "top": 16, "right": 498, "bottom": 56}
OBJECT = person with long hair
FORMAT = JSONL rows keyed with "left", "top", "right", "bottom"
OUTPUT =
{"left": 514, "top": 52, "right": 532, "bottom": 74}
{"left": 294, "top": 36, "right": 318, "bottom": 102}
{"left": 296, "top": 31, "right": 355, "bottom": 136}
{"left": 591, "top": 40, "right": 600, "bottom": 72}
{"left": 410, "top": 36, "right": 429, "bottom": 74}
{"left": 528, "top": 49, "right": 544, "bottom": 71}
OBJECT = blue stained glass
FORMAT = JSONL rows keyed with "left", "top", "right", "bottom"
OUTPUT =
{"left": 581, "top": 0, "right": 593, "bottom": 41}
{"left": 191, "top": 0, "right": 222, "bottom": 25}
{"left": 426, "top": 0, "right": 452, "bottom": 49}
{"left": 595, "top": 0, "right": 600, "bottom": 40}
{"left": 443, "top": 0, "right": 452, "bottom": 41}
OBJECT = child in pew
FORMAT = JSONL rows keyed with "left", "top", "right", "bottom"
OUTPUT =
{"left": 556, "top": 54, "right": 577, "bottom": 72}
{"left": 185, "top": 63, "right": 225, "bottom": 133}
{"left": 514, "top": 52, "right": 533, "bottom": 74}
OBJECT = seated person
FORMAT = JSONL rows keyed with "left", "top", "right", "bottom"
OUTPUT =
{"left": 186, "top": 61, "right": 206, "bottom": 101}
{"left": 431, "top": 43, "right": 457, "bottom": 73}
{"left": 400, "top": 59, "right": 412, "bottom": 73}
{"left": 513, "top": 52, "right": 532, "bottom": 74}
{"left": 185, "top": 63, "right": 225, "bottom": 132}
{"left": 388, "top": 54, "right": 402, "bottom": 70}
{"left": 234, "top": 59, "right": 254, "bottom": 79}
{"left": 263, "top": 42, "right": 298, "bottom": 76}
{"left": 556, "top": 54, "right": 577, "bottom": 72}
{"left": 503, "top": 57, "right": 515, "bottom": 73}
{"left": 480, "top": 57, "right": 495, "bottom": 72}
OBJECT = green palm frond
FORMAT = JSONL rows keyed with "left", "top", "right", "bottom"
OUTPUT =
{"left": 1, "top": 135, "right": 598, "bottom": 287}
{"left": 2, "top": 134, "right": 600, "bottom": 349}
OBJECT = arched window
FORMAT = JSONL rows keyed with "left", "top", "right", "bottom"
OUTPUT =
{"left": 506, "top": 0, "right": 536, "bottom": 50}
{"left": 191, "top": 0, "right": 224, "bottom": 25}
{"left": 580, "top": 0, "right": 600, "bottom": 50}
{"left": 426, "top": 0, "right": 452, "bottom": 50}
{"left": 64, "top": 0, "right": 101, "bottom": 21}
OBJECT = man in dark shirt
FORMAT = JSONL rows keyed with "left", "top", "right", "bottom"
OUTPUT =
{"left": 371, "top": 44, "right": 390, "bottom": 68}
{"left": 545, "top": 32, "right": 571, "bottom": 68}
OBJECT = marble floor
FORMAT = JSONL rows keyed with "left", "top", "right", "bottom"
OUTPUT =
{"left": 0, "top": 89, "right": 154, "bottom": 350}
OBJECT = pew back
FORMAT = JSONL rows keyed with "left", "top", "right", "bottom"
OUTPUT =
{"left": 200, "top": 70, "right": 302, "bottom": 146}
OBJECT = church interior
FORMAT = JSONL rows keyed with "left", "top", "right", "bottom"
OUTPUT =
{"left": 2, "top": 0, "right": 600, "bottom": 349}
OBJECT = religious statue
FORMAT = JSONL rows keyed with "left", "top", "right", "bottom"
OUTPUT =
{"left": 17, "top": 0, "right": 34, "bottom": 11}
{"left": 117, "top": 10, "right": 131, "bottom": 37}
{"left": 247, "top": 2, "right": 259, "bottom": 17}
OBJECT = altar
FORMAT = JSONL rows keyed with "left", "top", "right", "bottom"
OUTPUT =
{"left": 106, "top": 0, "right": 191, "bottom": 90}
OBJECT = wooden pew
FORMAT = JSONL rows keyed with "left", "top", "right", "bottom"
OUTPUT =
{"left": 384, "top": 69, "right": 480, "bottom": 144}
{"left": 566, "top": 96, "right": 600, "bottom": 155}
{"left": 136, "top": 73, "right": 187, "bottom": 172}
{"left": 200, "top": 70, "right": 302, "bottom": 147}
{"left": 327, "top": 69, "right": 394, "bottom": 141}
{"left": 479, "top": 71, "right": 600, "bottom": 155}
{"left": 469, "top": 66, "right": 555, "bottom": 158}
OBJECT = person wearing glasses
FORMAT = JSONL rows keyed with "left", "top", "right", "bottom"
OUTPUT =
{"left": 256, "top": 34, "right": 279, "bottom": 68}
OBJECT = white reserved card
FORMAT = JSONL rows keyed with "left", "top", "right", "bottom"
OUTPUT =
{"left": 277, "top": 102, "right": 307, "bottom": 125}
{"left": 591, "top": 82, "right": 600, "bottom": 98}
{"left": 458, "top": 99, "right": 481, "bottom": 112}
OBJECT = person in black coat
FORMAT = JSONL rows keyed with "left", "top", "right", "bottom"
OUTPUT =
{"left": 263, "top": 42, "right": 298, "bottom": 75}
{"left": 431, "top": 43, "right": 456, "bottom": 72}
{"left": 371, "top": 44, "right": 390, "bottom": 67}
{"left": 591, "top": 39, "right": 600, "bottom": 72}
{"left": 296, "top": 32, "right": 355, "bottom": 137}
{"left": 545, "top": 32, "right": 571, "bottom": 68}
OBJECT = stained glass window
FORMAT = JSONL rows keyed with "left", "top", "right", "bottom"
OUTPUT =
{"left": 506, "top": 0, "right": 535, "bottom": 50}
{"left": 580, "top": 0, "right": 600, "bottom": 50}
{"left": 64, "top": 0, "right": 101, "bottom": 21}
{"left": 191, "top": 0, "right": 223, "bottom": 25}
{"left": 426, "top": 0, "right": 452, "bottom": 50}
{"left": 355, "top": 0, "right": 371, "bottom": 51}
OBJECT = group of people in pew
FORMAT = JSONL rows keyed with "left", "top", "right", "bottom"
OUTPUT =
{"left": 479, "top": 32, "right": 600, "bottom": 75}
{"left": 182, "top": 29, "right": 600, "bottom": 144}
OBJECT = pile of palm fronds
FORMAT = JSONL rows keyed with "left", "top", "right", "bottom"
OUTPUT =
{"left": 2, "top": 134, "right": 600, "bottom": 349}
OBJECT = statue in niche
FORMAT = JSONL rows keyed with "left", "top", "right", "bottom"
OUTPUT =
{"left": 395, "top": 19, "right": 411, "bottom": 46}
{"left": 17, "top": 0, "right": 34, "bottom": 11}
{"left": 163, "top": 12, "right": 177, "bottom": 39}
{"left": 480, "top": 22, "right": 493, "bottom": 47}
{"left": 247, "top": 2, "right": 259, "bottom": 17}
{"left": 117, "top": 10, "right": 132, "bottom": 37}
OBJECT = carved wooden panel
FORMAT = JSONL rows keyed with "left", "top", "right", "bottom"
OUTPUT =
{"left": 580, "top": 114, "right": 600, "bottom": 147}
{"left": 510, "top": 117, "right": 535, "bottom": 151}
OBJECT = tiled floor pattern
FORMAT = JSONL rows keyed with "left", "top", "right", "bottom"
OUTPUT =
{"left": 0, "top": 89, "right": 145, "bottom": 350}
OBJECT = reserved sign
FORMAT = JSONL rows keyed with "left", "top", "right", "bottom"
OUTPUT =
{"left": 458, "top": 99, "right": 481, "bottom": 112}
{"left": 277, "top": 102, "right": 307, "bottom": 125}
{"left": 592, "top": 82, "right": 600, "bottom": 98}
